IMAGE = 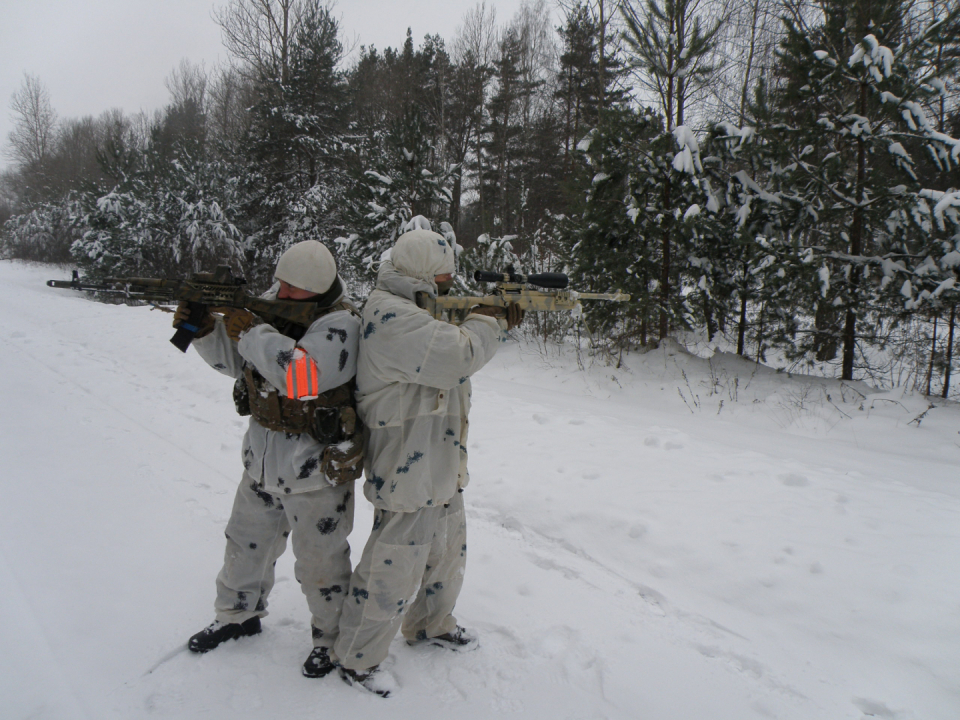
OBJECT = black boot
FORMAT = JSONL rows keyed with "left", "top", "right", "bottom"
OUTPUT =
{"left": 302, "top": 647, "right": 336, "bottom": 678}
{"left": 407, "top": 625, "right": 478, "bottom": 651}
{"left": 188, "top": 616, "right": 262, "bottom": 653}
{"left": 339, "top": 666, "right": 394, "bottom": 698}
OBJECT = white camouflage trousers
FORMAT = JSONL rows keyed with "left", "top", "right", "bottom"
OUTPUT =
{"left": 335, "top": 491, "right": 467, "bottom": 671}
{"left": 214, "top": 472, "right": 354, "bottom": 649}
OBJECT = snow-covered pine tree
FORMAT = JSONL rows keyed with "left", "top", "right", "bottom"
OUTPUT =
{"left": 569, "top": 101, "right": 733, "bottom": 350}
{"left": 227, "top": 1, "right": 350, "bottom": 290}
{"left": 693, "top": 120, "right": 815, "bottom": 359}
{"left": 620, "top": 0, "right": 723, "bottom": 342}
{"left": 878, "top": 1, "right": 960, "bottom": 395}
{"left": 567, "top": 107, "right": 660, "bottom": 347}
{"left": 1, "top": 196, "right": 79, "bottom": 263}
{"left": 458, "top": 232, "right": 521, "bottom": 279}
{"left": 754, "top": 0, "right": 960, "bottom": 380}
{"left": 71, "top": 147, "right": 241, "bottom": 280}
{"left": 340, "top": 104, "right": 454, "bottom": 282}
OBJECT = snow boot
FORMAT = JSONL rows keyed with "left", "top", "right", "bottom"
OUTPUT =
{"left": 408, "top": 625, "right": 478, "bottom": 652}
{"left": 301, "top": 646, "right": 336, "bottom": 678}
{"left": 188, "top": 617, "right": 261, "bottom": 653}
{"left": 338, "top": 665, "right": 396, "bottom": 698}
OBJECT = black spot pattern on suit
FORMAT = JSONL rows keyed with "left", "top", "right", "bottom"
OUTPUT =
{"left": 326, "top": 327, "right": 348, "bottom": 343}
{"left": 316, "top": 517, "right": 339, "bottom": 534}
{"left": 335, "top": 490, "right": 352, "bottom": 513}
{"left": 250, "top": 482, "right": 274, "bottom": 507}
{"left": 318, "top": 586, "right": 344, "bottom": 603}
{"left": 298, "top": 456, "right": 320, "bottom": 479}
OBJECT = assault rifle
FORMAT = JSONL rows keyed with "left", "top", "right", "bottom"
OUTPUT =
{"left": 47, "top": 266, "right": 323, "bottom": 352}
{"left": 417, "top": 267, "right": 630, "bottom": 324}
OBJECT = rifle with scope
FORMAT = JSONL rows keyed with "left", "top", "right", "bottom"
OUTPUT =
{"left": 416, "top": 267, "right": 630, "bottom": 324}
{"left": 47, "top": 266, "right": 326, "bottom": 352}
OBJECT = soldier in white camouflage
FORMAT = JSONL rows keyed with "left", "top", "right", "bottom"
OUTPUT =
{"left": 334, "top": 228, "right": 523, "bottom": 697}
{"left": 181, "top": 241, "right": 362, "bottom": 678}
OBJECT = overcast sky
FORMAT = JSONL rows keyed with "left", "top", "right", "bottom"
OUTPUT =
{"left": 0, "top": 0, "right": 533, "bottom": 173}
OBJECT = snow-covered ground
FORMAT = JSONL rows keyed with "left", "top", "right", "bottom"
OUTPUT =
{"left": 2, "top": 259, "right": 959, "bottom": 720}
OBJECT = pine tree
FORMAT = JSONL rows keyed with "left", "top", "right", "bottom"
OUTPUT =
{"left": 697, "top": 120, "right": 809, "bottom": 357}
{"left": 230, "top": 2, "right": 350, "bottom": 288}
{"left": 568, "top": 106, "right": 662, "bottom": 346}
{"left": 557, "top": 3, "right": 602, "bottom": 163}
{"left": 477, "top": 28, "right": 540, "bottom": 236}
{"left": 754, "top": 0, "right": 960, "bottom": 380}
{"left": 340, "top": 105, "right": 454, "bottom": 281}
{"left": 621, "top": 0, "right": 723, "bottom": 340}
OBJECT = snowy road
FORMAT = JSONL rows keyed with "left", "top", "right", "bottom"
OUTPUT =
{"left": 2, "top": 260, "right": 958, "bottom": 719}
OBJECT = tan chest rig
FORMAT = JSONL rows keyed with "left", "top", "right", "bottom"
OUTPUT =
{"left": 234, "top": 300, "right": 364, "bottom": 486}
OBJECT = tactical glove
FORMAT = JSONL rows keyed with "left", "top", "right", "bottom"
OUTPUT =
{"left": 468, "top": 305, "right": 500, "bottom": 319}
{"left": 221, "top": 308, "right": 259, "bottom": 342}
{"left": 173, "top": 301, "right": 215, "bottom": 338}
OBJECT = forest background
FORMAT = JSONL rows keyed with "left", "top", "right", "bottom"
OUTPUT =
{"left": 3, "top": 0, "right": 960, "bottom": 394}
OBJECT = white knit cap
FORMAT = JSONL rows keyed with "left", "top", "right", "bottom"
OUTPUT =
{"left": 274, "top": 240, "right": 338, "bottom": 294}
{"left": 391, "top": 229, "right": 456, "bottom": 281}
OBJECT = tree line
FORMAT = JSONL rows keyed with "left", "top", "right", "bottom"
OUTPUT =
{"left": 3, "top": 0, "right": 960, "bottom": 393}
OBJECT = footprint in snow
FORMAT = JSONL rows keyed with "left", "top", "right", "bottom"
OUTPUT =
{"left": 644, "top": 436, "right": 684, "bottom": 450}
{"left": 532, "top": 413, "right": 550, "bottom": 425}
{"left": 852, "top": 698, "right": 905, "bottom": 719}
{"left": 779, "top": 473, "right": 809, "bottom": 487}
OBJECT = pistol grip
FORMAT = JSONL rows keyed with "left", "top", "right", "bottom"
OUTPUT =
{"left": 170, "top": 301, "right": 208, "bottom": 353}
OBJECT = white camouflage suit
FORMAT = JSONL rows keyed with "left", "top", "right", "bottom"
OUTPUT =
{"left": 335, "top": 230, "right": 503, "bottom": 671}
{"left": 193, "top": 281, "right": 360, "bottom": 653}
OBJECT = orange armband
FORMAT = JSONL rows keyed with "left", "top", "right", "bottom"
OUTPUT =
{"left": 286, "top": 348, "right": 320, "bottom": 399}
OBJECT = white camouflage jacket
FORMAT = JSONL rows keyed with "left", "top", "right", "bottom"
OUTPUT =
{"left": 193, "top": 281, "right": 361, "bottom": 495}
{"left": 357, "top": 260, "right": 502, "bottom": 512}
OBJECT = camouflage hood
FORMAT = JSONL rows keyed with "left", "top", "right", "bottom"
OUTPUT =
{"left": 377, "top": 228, "right": 457, "bottom": 301}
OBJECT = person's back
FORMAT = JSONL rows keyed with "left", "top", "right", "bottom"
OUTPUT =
{"left": 356, "top": 252, "right": 501, "bottom": 512}
{"left": 335, "top": 227, "right": 521, "bottom": 697}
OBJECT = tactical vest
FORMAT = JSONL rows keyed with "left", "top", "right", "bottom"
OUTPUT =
{"left": 234, "top": 299, "right": 364, "bottom": 485}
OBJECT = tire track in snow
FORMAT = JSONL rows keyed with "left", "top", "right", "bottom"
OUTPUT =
{"left": 0, "top": 333, "right": 237, "bottom": 488}
{"left": 466, "top": 500, "right": 815, "bottom": 713}
{"left": 0, "top": 543, "right": 92, "bottom": 720}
